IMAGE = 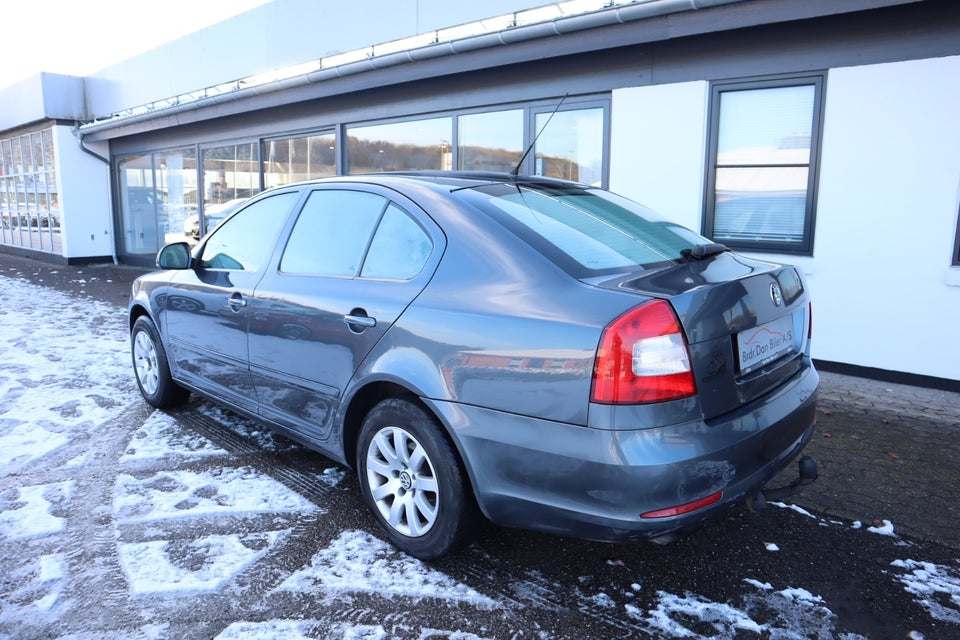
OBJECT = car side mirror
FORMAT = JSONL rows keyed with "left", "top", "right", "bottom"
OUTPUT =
{"left": 157, "top": 242, "right": 192, "bottom": 269}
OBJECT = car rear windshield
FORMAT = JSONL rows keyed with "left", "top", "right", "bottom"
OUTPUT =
{"left": 458, "top": 182, "right": 710, "bottom": 276}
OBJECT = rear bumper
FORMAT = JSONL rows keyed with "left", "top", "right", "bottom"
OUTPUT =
{"left": 427, "top": 363, "right": 819, "bottom": 543}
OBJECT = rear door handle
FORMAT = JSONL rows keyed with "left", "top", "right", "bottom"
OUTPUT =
{"left": 228, "top": 293, "right": 247, "bottom": 310}
{"left": 344, "top": 309, "right": 377, "bottom": 332}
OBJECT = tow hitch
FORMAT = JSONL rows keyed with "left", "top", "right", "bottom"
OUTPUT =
{"left": 745, "top": 455, "right": 818, "bottom": 513}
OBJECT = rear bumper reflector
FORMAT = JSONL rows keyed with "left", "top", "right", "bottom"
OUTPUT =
{"left": 640, "top": 491, "right": 723, "bottom": 519}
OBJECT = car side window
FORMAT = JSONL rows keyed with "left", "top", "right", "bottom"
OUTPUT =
{"left": 200, "top": 192, "right": 298, "bottom": 271}
{"left": 361, "top": 203, "right": 433, "bottom": 280}
{"left": 280, "top": 190, "right": 387, "bottom": 276}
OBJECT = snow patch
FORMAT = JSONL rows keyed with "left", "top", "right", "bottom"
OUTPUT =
{"left": 0, "top": 481, "right": 74, "bottom": 540}
{"left": 868, "top": 519, "right": 896, "bottom": 537}
{"left": 114, "top": 467, "right": 317, "bottom": 523}
{"left": 626, "top": 580, "right": 862, "bottom": 639}
{"left": 891, "top": 559, "right": 960, "bottom": 624}
{"left": 121, "top": 410, "right": 227, "bottom": 461}
{"left": 118, "top": 530, "right": 288, "bottom": 594}
{"left": 278, "top": 530, "right": 498, "bottom": 608}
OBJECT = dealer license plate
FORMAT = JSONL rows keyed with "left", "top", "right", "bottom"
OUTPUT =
{"left": 736, "top": 314, "right": 796, "bottom": 374}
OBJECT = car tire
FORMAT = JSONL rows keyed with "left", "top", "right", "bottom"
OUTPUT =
{"left": 357, "top": 398, "right": 479, "bottom": 560}
{"left": 131, "top": 316, "right": 189, "bottom": 408}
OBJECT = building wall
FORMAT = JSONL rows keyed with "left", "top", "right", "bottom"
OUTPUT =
{"left": 52, "top": 127, "right": 113, "bottom": 260}
{"left": 84, "top": 0, "right": 548, "bottom": 119}
{"left": 611, "top": 56, "right": 960, "bottom": 380}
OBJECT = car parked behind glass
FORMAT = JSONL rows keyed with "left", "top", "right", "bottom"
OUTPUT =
{"left": 128, "top": 172, "right": 819, "bottom": 559}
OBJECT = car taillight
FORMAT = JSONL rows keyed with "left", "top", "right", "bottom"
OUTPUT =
{"left": 591, "top": 300, "right": 696, "bottom": 404}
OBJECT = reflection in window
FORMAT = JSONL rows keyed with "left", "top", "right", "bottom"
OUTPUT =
{"left": 458, "top": 110, "right": 523, "bottom": 172}
{"left": 158, "top": 148, "right": 198, "bottom": 246}
{"left": 347, "top": 118, "right": 452, "bottom": 173}
{"left": 200, "top": 192, "right": 298, "bottom": 271}
{"left": 263, "top": 133, "right": 336, "bottom": 188}
{"left": 705, "top": 78, "right": 823, "bottom": 253}
{"left": 534, "top": 108, "right": 604, "bottom": 186}
{"left": 0, "top": 129, "right": 60, "bottom": 254}
{"left": 281, "top": 190, "right": 387, "bottom": 276}
{"left": 119, "top": 155, "right": 161, "bottom": 255}
{"left": 119, "top": 148, "right": 198, "bottom": 255}
{"left": 200, "top": 143, "right": 259, "bottom": 239}
{"left": 203, "top": 143, "right": 259, "bottom": 206}
{"left": 361, "top": 204, "right": 432, "bottom": 280}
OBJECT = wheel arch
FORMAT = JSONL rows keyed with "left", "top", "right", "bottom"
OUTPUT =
{"left": 129, "top": 302, "right": 151, "bottom": 331}
{"left": 340, "top": 381, "right": 479, "bottom": 510}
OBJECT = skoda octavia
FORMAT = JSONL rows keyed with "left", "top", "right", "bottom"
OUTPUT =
{"left": 128, "top": 172, "right": 819, "bottom": 559}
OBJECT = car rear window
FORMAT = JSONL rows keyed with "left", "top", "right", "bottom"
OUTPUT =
{"left": 459, "top": 183, "right": 709, "bottom": 276}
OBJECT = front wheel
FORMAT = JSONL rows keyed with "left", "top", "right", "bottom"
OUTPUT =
{"left": 131, "top": 316, "right": 189, "bottom": 408}
{"left": 357, "top": 398, "right": 479, "bottom": 560}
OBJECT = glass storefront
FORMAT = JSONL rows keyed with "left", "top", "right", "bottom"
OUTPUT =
{"left": 0, "top": 129, "right": 60, "bottom": 254}
{"left": 115, "top": 97, "right": 609, "bottom": 264}
{"left": 118, "top": 147, "right": 198, "bottom": 257}
{"left": 263, "top": 132, "right": 336, "bottom": 188}
{"left": 458, "top": 110, "right": 523, "bottom": 172}
{"left": 534, "top": 107, "right": 605, "bottom": 186}
{"left": 347, "top": 118, "right": 453, "bottom": 173}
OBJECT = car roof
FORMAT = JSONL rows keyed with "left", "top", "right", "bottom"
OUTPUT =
{"left": 273, "top": 171, "right": 588, "bottom": 193}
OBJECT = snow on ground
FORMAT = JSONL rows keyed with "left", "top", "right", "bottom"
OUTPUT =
{"left": 0, "top": 480, "right": 74, "bottom": 540}
{"left": 0, "top": 277, "right": 133, "bottom": 475}
{"left": 278, "top": 529, "right": 498, "bottom": 608}
{"left": 121, "top": 410, "right": 228, "bottom": 461}
{"left": 891, "top": 559, "right": 960, "bottom": 624}
{"left": 2, "top": 273, "right": 960, "bottom": 639}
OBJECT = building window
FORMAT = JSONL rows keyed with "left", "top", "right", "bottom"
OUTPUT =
{"left": 533, "top": 106, "right": 605, "bottom": 187}
{"left": 458, "top": 110, "right": 524, "bottom": 172}
{"left": 263, "top": 132, "right": 336, "bottom": 188}
{"left": 347, "top": 118, "right": 453, "bottom": 173}
{"left": 0, "top": 129, "right": 60, "bottom": 254}
{"left": 703, "top": 74, "right": 825, "bottom": 254}
{"left": 118, "top": 147, "right": 198, "bottom": 256}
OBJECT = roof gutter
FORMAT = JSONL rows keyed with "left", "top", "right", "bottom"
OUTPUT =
{"left": 77, "top": 0, "right": 743, "bottom": 136}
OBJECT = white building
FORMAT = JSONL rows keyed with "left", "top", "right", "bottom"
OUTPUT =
{"left": 1, "top": 0, "right": 958, "bottom": 387}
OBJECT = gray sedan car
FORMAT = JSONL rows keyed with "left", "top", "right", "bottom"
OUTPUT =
{"left": 128, "top": 172, "right": 819, "bottom": 559}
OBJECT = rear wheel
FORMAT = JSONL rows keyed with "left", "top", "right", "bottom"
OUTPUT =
{"left": 131, "top": 316, "right": 189, "bottom": 408}
{"left": 357, "top": 398, "right": 479, "bottom": 560}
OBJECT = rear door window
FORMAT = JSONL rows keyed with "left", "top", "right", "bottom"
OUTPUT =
{"left": 361, "top": 203, "right": 433, "bottom": 280}
{"left": 280, "top": 190, "right": 386, "bottom": 276}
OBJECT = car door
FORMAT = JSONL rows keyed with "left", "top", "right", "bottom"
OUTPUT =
{"left": 248, "top": 186, "right": 440, "bottom": 441}
{"left": 164, "top": 190, "right": 300, "bottom": 411}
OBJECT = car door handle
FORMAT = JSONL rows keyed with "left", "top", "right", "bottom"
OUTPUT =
{"left": 344, "top": 312, "right": 376, "bottom": 330}
{"left": 228, "top": 293, "right": 247, "bottom": 310}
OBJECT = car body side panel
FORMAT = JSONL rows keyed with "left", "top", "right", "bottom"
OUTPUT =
{"left": 249, "top": 277, "right": 426, "bottom": 441}
{"left": 347, "top": 193, "right": 643, "bottom": 426}
{"left": 162, "top": 268, "right": 263, "bottom": 412}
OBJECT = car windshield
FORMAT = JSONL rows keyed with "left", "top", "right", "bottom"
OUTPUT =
{"left": 459, "top": 182, "right": 710, "bottom": 276}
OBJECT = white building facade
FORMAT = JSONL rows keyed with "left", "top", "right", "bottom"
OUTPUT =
{"left": 1, "top": 0, "right": 959, "bottom": 386}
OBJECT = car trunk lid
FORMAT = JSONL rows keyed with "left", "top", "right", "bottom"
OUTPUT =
{"left": 590, "top": 251, "right": 811, "bottom": 420}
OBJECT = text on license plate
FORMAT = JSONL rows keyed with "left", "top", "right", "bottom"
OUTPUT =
{"left": 737, "top": 314, "right": 796, "bottom": 374}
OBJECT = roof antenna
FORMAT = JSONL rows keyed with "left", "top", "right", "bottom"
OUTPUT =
{"left": 510, "top": 93, "right": 569, "bottom": 176}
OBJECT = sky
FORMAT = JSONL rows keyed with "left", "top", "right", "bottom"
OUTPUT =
{"left": 0, "top": 0, "right": 271, "bottom": 90}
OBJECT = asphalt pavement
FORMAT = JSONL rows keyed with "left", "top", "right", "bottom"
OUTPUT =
{"left": 3, "top": 252, "right": 959, "bottom": 550}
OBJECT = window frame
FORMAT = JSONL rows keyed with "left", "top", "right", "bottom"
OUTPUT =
{"left": 702, "top": 73, "right": 827, "bottom": 256}
{"left": 953, "top": 200, "right": 960, "bottom": 266}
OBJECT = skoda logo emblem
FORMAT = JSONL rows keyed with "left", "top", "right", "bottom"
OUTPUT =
{"left": 770, "top": 282, "right": 783, "bottom": 307}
